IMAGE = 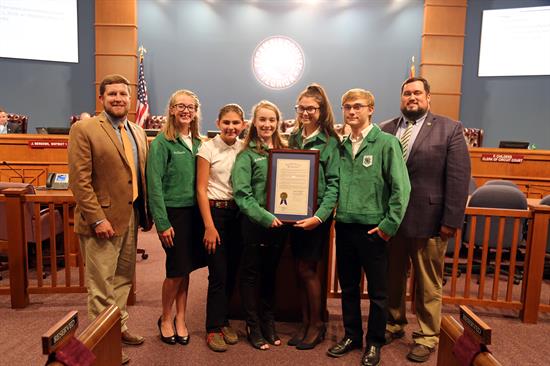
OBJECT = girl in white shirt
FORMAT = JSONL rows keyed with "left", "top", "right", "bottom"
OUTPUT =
{"left": 196, "top": 104, "right": 245, "bottom": 352}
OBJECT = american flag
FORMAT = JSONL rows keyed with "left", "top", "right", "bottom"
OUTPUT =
{"left": 136, "top": 54, "right": 149, "bottom": 128}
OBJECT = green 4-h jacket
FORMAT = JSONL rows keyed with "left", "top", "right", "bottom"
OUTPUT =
{"left": 231, "top": 141, "right": 275, "bottom": 228}
{"left": 288, "top": 127, "right": 339, "bottom": 222}
{"left": 336, "top": 124, "right": 411, "bottom": 237}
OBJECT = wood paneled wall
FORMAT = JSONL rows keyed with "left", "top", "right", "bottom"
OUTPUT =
{"left": 95, "top": 0, "right": 138, "bottom": 121}
{"left": 421, "top": 0, "right": 467, "bottom": 120}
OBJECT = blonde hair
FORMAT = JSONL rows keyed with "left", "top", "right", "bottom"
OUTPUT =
{"left": 162, "top": 89, "right": 201, "bottom": 141}
{"left": 243, "top": 100, "right": 286, "bottom": 154}
{"left": 341, "top": 88, "right": 375, "bottom": 107}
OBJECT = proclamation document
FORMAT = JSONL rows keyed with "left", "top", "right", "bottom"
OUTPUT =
{"left": 273, "top": 158, "right": 310, "bottom": 216}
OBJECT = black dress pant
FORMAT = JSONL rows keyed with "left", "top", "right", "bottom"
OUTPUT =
{"left": 335, "top": 222, "right": 388, "bottom": 346}
{"left": 205, "top": 207, "right": 242, "bottom": 332}
{"left": 239, "top": 215, "right": 287, "bottom": 327}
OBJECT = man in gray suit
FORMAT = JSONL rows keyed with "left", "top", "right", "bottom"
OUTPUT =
{"left": 380, "top": 77, "right": 471, "bottom": 363}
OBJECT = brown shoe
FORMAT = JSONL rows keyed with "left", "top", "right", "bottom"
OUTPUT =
{"left": 221, "top": 326, "right": 239, "bottom": 345}
{"left": 407, "top": 344, "right": 434, "bottom": 362}
{"left": 122, "top": 330, "right": 145, "bottom": 346}
{"left": 206, "top": 332, "right": 228, "bottom": 352}
{"left": 121, "top": 351, "right": 130, "bottom": 364}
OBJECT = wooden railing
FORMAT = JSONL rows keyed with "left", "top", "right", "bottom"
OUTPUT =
{"left": 0, "top": 188, "right": 85, "bottom": 308}
{"left": 326, "top": 203, "right": 550, "bottom": 323}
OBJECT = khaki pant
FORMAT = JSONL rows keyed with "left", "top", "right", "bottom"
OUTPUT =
{"left": 79, "top": 209, "right": 137, "bottom": 332}
{"left": 386, "top": 232, "right": 447, "bottom": 348}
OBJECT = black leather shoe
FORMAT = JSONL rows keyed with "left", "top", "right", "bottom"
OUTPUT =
{"left": 174, "top": 318, "right": 190, "bottom": 345}
{"left": 326, "top": 337, "right": 362, "bottom": 358}
{"left": 260, "top": 321, "right": 281, "bottom": 346}
{"left": 361, "top": 344, "right": 381, "bottom": 366}
{"left": 296, "top": 324, "right": 326, "bottom": 350}
{"left": 157, "top": 317, "right": 176, "bottom": 345}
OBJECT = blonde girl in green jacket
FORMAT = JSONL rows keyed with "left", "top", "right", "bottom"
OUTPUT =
{"left": 231, "top": 100, "right": 288, "bottom": 351}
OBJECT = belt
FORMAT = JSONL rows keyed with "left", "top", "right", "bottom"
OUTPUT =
{"left": 209, "top": 199, "right": 238, "bottom": 210}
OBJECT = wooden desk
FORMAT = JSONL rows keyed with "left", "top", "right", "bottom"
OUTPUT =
{"left": 470, "top": 147, "right": 550, "bottom": 198}
{"left": 0, "top": 134, "right": 69, "bottom": 185}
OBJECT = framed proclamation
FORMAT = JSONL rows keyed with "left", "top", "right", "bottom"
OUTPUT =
{"left": 266, "top": 149, "right": 319, "bottom": 223}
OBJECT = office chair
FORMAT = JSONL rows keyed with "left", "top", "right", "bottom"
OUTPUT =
{"left": 465, "top": 184, "right": 528, "bottom": 284}
{"left": 0, "top": 182, "right": 64, "bottom": 278}
{"left": 6, "top": 114, "right": 28, "bottom": 133}
{"left": 484, "top": 179, "right": 521, "bottom": 190}
{"left": 463, "top": 127, "right": 483, "bottom": 147}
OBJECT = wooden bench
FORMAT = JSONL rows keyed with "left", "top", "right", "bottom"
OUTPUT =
{"left": 43, "top": 304, "right": 121, "bottom": 366}
{"left": 437, "top": 305, "right": 502, "bottom": 366}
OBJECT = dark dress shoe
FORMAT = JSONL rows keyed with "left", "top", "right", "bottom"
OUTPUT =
{"left": 157, "top": 317, "right": 176, "bottom": 345}
{"left": 174, "top": 318, "right": 190, "bottom": 345}
{"left": 384, "top": 329, "right": 405, "bottom": 345}
{"left": 361, "top": 344, "right": 381, "bottom": 366}
{"left": 296, "top": 324, "right": 326, "bottom": 350}
{"left": 122, "top": 330, "right": 145, "bottom": 345}
{"left": 287, "top": 324, "right": 308, "bottom": 346}
{"left": 407, "top": 344, "right": 434, "bottom": 362}
{"left": 326, "top": 337, "right": 362, "bottom": 358}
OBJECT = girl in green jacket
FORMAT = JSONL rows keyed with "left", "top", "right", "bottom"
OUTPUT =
{"left": 231, "top": 100, "right": 287, "bottom": 350}
{"left": 287, "top": 84, "right": 340, "bottom": 350}
{"left": 147, "top": 89, "right": 204, "bottom": 346}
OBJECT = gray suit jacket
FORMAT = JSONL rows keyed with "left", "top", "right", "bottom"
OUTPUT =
{"left": 379, "top": 111, "right": 471, "bottom": 238}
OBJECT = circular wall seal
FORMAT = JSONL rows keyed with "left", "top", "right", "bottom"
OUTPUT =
{"left": 252, "top": 36, "right": 305, "bottom": 90}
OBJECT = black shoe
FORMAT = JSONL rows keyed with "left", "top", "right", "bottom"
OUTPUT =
{"left": 246, "top": 325, "right": 269, "bottom": 350}
{"left": 173, "top": 318, "right": 190, "bottom": 345}
{"left": 361, "top": 344, "right": 381, "bottom": 366}
{"left": 157, "top": 317, "right": 176, "bottom": 345}
{"left": 296, "top": 324, "right": 326, "bottom": 350}
{"left": 384, "top": 329, "right": 405, "bottom": 345}
{"left": 326, "top": 337, "right": 362, "bottom": 358}
{"left": 260, "top": 321, "right": 281, "bottom": 345}
{"left": 287, "top": 324, "right": 308, "bottom": 346}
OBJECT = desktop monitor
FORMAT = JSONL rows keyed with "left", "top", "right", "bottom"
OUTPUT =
{"left": 498, "top": 141, "right": 530, "bottom": 149}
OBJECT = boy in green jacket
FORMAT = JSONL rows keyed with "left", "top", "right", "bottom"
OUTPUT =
{"left": 327, "top": 89, "right": 410, "bottom": 366}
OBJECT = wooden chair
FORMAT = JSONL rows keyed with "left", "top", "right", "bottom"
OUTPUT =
{"left": 463, "top": 127, "right": 484, "bottom": 147}
{"left": 43, "top": 304, "right": 122, "bottom": 366}
{"left": 6, "top": 113, "right": 28, "bottom": 133}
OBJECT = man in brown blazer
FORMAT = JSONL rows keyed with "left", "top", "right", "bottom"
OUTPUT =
{"left": 379, "top": 77, "right": 471, "bottom": 363}
{"left": 69, "top": 74, "right": 151, "bottom": 365}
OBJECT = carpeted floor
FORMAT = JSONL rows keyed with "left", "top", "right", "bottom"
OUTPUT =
{"left": 1, "top": 229, "right": 549, "bottom": 365}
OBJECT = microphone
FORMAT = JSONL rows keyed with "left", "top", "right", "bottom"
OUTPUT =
{"left": 2, "top": 161, "right": 26, "bottom": 183}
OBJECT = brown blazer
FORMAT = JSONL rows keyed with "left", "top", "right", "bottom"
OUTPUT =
{"left": 379, "top": 111, "right": 471, "bottom": 238}
{"left": 68, "top": 112, "right": 152, "bottom": 236}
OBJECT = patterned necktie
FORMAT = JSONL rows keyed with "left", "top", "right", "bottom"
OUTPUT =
{"left": 400, "top": 120, "right": 415, "bottom": 160}
{"left": 119, "top": 123, "right": 138, "bottom": 201}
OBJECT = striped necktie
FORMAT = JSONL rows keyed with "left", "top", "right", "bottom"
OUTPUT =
{"left": 400, "top": 120, "right": 415, "bottom": 160}
{"left": 119, "top": 123, "right": 138, "bottom": 201}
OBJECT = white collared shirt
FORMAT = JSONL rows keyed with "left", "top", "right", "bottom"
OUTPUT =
{"left": 197, "top": 135, "right": 243, "bottom": 200}
{"left": 396, "top": 113, "right": 427, "bottom": 160}
{"left": 301, "top": 126, "right": 321, "bottom": 148}
{"left": 179, "top": 131, "right": 193, "bottom": 150}
{"left": 350, "top": 124, "right": 374, "bottom": 158}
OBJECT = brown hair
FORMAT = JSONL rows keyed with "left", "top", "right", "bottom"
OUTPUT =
{"left": 218, "top": 103, "right": 245, "bottom": 121}
{"left": 162, "top": 89, "right": 201, "bottom": 141}
{"left": 243, "top": 100, "right": 286, "bottom": 154}
{"left": 99, "top": 74, "right": 130, "bottom": 96}
{"left": 401, "top": 77, "right": 431, "bottom": 94}
{"left": 295, "top": 83, "right": 338, "bottom": 139}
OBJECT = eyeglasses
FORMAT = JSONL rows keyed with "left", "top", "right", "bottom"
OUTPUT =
{"left": 172, "top": 103, "right": 196, "bottom": 112}
{"left": 342, "top": 104, "right": 370, "bottom": 112}
{"left": 295, "top": 105, "right": 320, "bottom": 114}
